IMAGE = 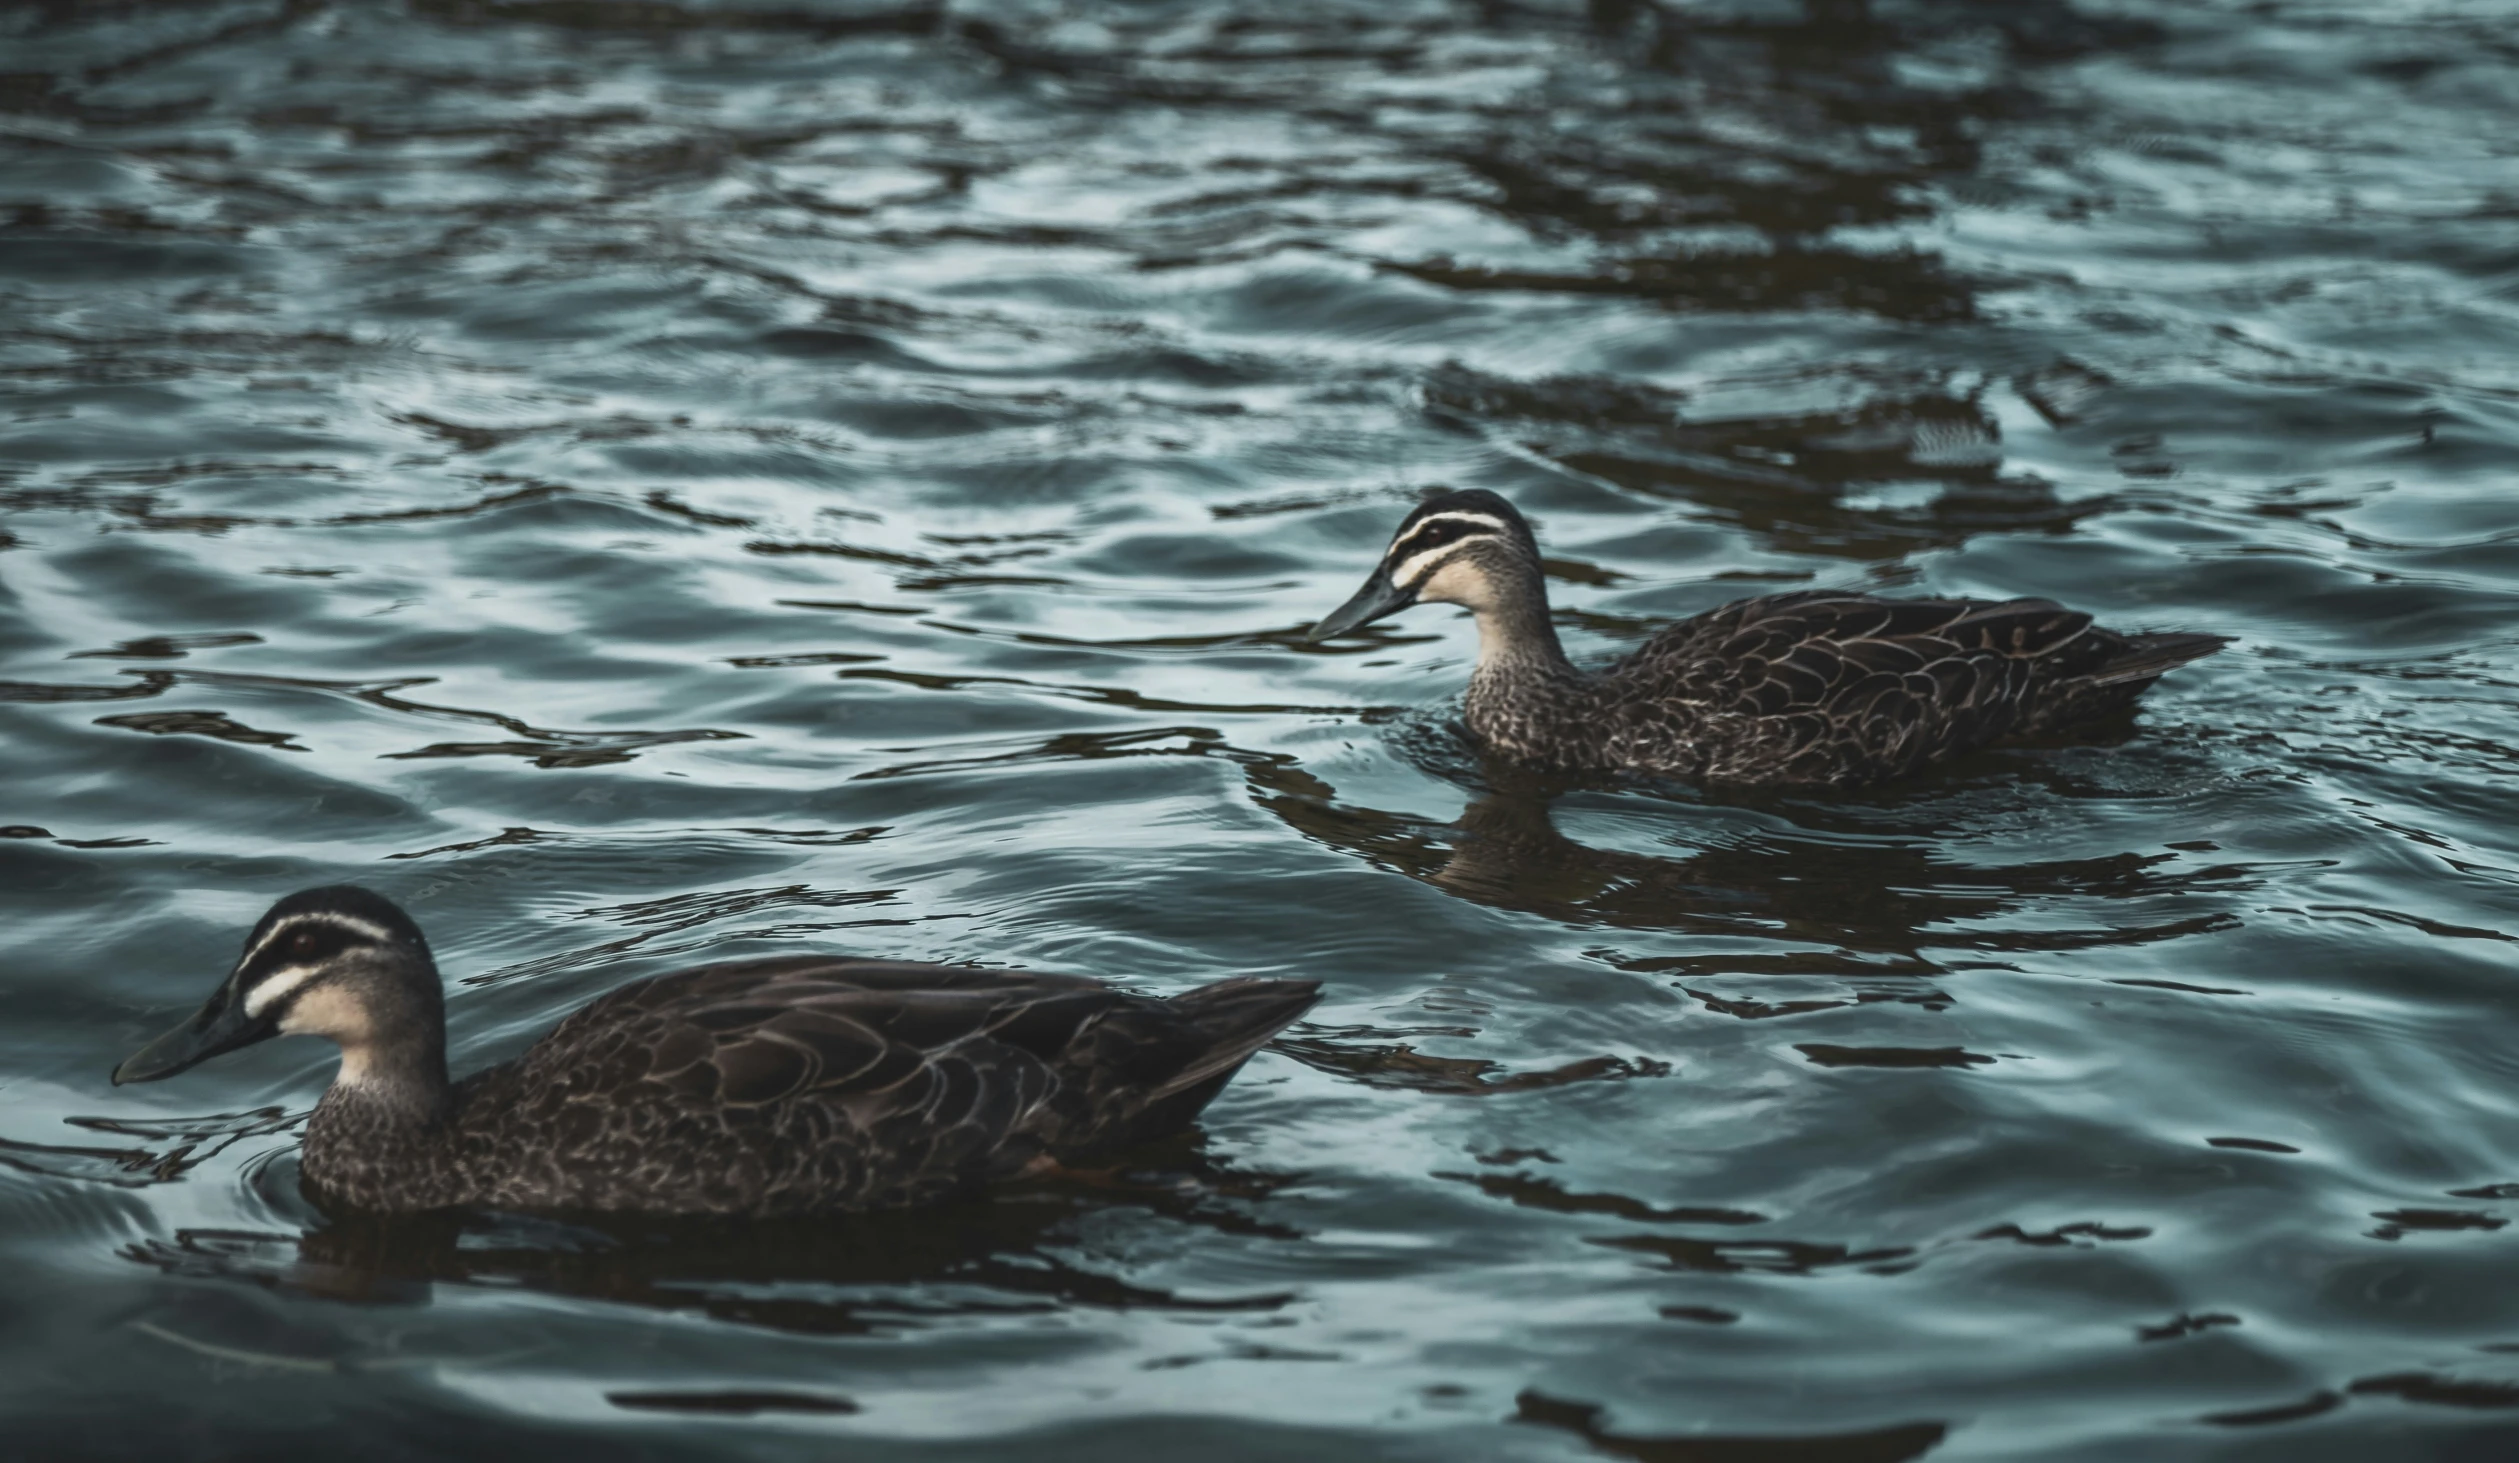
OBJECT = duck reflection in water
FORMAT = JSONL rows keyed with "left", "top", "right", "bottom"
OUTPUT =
{"left": 1248, "top": 745, "right": 2246, "bottom": 964}
{"left": 124, "top": 1133, "right": 1303, "bottom": 1340}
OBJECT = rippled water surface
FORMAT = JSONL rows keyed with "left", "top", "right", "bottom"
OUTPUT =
{"left": 6, "top": 0, "right": 2519, "bottom": 1457}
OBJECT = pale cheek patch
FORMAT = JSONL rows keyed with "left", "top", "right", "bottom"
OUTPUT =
{"left": 1412, "top": 556, "right": 1492, "bottom": 611}
{"left": 277, "top": 983, "right": 373, "bottom": 1045}
{"left": 243, "top": 966, "right": 321, "bottom": 1019}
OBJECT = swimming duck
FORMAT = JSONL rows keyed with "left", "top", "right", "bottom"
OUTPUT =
{"left": 112, "top": 886, "right": 1319, "bottom": 1215}
{"left": 1309, "top": 490, "right": 2227, "bottom": 788}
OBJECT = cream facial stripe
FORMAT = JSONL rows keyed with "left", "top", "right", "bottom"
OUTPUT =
{"left": 243, "top": 964, "right": 324, "bottom": 1018}
{"left": 1385, "top": 511, "right": 1508, "bottom": 588}
{"left": 236, "top": 912, "right": 394, "bottom": 970}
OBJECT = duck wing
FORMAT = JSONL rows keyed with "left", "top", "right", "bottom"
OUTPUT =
{"left": 1608, "top": 592, "right": 2223, "bottom": 786}
{"left": 461, "top": 958, "right": 1317, "bottom": 1215}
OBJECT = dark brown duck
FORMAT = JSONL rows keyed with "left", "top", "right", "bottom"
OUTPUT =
{"left": 1310, "top": 490, "right": 2228, "bottom": 789}
{"left": 112, "top": 886, "right": 1318, "bottom": 1215}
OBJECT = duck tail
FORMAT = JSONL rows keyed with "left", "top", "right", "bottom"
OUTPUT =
{"left": 1153, "top": 978, "right": 1322, "bottom": 1102}
{"left": 2084, "top": 630, "right": 2231, "bottom": 688}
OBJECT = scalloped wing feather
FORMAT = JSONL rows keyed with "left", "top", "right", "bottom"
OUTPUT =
{"left": 1577, "top": 592, "right": 2209, "bottom": 786}
{"left": 395, "top": 958, "right": 1314, "bottom": 1216}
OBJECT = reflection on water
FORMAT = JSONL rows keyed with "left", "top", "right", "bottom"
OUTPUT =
{"left": 7, "top": 0, "right": 2519, "bottom": 1457}
{"left": 1252, "top": 740, "right": 2247, "bottom": 969}
{"left": 1513, "top": 1388, "right": 1948, "bottom": 1463}
{"left": 1424, "top": 364, "right": 2104, "bottom": 564}
{"left": 119, "top": 1139, "right": 1301, "bottom": 1340}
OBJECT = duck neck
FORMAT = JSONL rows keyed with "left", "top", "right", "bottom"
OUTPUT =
{"left": 1455, "top": 561, "right": 1600, "bottom": 761}
{"left": 312, "top": 1034, "right": 452, "bottom": 1139}
{"left": 303, "top": 1035, "right": 457, "bottom": 1207}
{"left": 1464, "top": 562, "right": 1584, "bottom": 696}
{"left": 343, "top": 1031, "right": 452, "bottom": 1119}
{"left": 305, "top": 995, "right": 455, "bottom": 1166}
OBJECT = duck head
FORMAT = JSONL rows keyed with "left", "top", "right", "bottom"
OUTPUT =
{"left": 114, "top": 885, "right": 444, "bottom": 1089}
{"left": 1307, "top": 489, "right": 1544, "bottom": 640}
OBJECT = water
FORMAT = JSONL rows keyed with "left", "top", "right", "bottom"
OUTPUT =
{"left": 4, "top": 0, "right": 2517, "bottom": 1457}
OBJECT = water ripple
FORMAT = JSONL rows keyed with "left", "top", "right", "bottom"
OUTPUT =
{"left": 5, "top": 0, "right": 2519, "bottom": 1456}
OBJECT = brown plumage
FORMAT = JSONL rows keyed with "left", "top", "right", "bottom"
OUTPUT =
{"left": 1310, "top": 490, "right": 2227, "bottom": 789}
{"left": 112, "top": 886, "right": 1319, "bottom": 1216}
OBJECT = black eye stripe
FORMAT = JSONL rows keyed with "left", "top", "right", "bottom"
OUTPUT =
{"left": 1387, "top": 515, "right": 1498, "bottom": 561}
{"left": 251, "top": 920, "right": 370, "bottom": 971}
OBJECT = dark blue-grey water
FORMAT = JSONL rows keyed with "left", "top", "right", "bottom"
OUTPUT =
{"left": 4, "top": 1, "right": 2518, "bottom": 1458}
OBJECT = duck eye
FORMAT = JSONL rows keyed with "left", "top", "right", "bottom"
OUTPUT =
{"left": 1393, "top": 521, "right": 1458, "bottom": 557}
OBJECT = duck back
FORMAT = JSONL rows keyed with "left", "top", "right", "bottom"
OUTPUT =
{"left": 1483, "top": 591, "right": 2228, "bottom": 787}
{"left": 301, "top": 958, "right": 1319, "bottom": 1216}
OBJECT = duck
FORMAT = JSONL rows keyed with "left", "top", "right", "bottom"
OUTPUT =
{"left": 112, "top": 886, "right": 1320, "bottom": 1216}
{"left": 1308, "top": 489, "right": 2227, "bottom": 789}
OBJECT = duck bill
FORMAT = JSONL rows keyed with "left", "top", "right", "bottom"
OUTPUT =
{"left": 113, "top": 979, "right": 272, "bottom": 1085}
{"left": 1307, "top": 567, "right": 1416, "bottom": 641}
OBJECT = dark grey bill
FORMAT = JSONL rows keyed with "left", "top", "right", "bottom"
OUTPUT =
{"left": 112, "top": 979, "right": 274, "bottom": 1085}
{"left": 1307, "top": 566, "right": 1417, "bottom": 641}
